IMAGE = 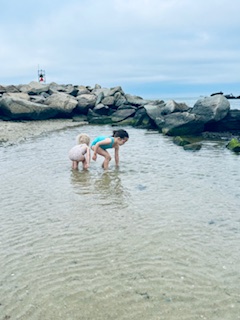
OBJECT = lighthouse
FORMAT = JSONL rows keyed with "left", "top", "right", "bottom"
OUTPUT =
{"left": 38, "top": 68, "right": 46, "bottom": 83}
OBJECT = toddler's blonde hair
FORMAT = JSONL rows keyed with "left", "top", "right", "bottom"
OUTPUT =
{"left": 76, "top": 133, "right": 90, "bottom": 146}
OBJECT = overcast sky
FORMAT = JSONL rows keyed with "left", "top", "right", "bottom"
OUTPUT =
{"left": 1, "top": 0, "right": 240, "bottom": 98}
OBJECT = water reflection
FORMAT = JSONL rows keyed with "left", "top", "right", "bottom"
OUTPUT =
{"left": 94, "top": 170, "right": 129, "bottom": 209}
{"left": 70, "top": 168, "right": 130, "bottom": 209}
{"left": 70, "top": 169, "right": 92, "bottom": 194}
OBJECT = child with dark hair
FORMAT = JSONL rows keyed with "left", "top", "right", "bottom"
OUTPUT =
{"left": 91, "top": 129, "right": 129, "bottom": 170}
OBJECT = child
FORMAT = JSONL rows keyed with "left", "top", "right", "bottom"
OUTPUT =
{"left": 91, "top": 129, "right": 129, "bottom": 170}
{"left": 69, "top": 133, "right": 91, "bottom": 170}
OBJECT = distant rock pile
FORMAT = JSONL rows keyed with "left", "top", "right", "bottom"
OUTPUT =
{"left": 1, "top": 81, "right": 240, "bottom": 139}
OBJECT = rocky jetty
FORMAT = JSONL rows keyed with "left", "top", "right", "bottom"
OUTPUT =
{"left": 1, "top": 81, "right": 240, "bottom": 152}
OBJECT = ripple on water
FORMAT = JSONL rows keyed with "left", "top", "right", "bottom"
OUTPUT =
{"left": 1, "top": 125, "right": 240, "bottom": 320}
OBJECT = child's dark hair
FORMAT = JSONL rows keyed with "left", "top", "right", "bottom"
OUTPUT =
{"left": 112, "top": 129, "right": 129, "bottom": 139}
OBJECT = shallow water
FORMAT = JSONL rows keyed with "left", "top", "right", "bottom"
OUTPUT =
{"left": 1, "top": 124, "right": 240, "bottom": 320}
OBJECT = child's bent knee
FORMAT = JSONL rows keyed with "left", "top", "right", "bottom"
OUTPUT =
{"left": 106, "top": 154, "right": 111, "bottom": 161}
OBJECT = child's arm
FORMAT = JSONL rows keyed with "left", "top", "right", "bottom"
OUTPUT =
{"left": 86, "top": 146, "right": 91, "bottom": 167}
{"left": 114, "top": 146, "right": 119, "bottom": 167}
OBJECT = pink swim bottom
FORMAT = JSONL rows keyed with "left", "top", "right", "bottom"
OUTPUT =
{"left": 69, "top": 145, "right": 86, "bottom": 161}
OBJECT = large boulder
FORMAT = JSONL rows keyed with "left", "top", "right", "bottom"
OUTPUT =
{"left": 144, "top": 102, "right": 166, "bottom": 129}
{"left": 18, "top": 81, "right": 50, "bottom": 95}
{"left": 3, "top": 92, "right": 30, "bottom": 101}
{"left": 48, "top": 83, "right": 78, "bottom": 96}
{"left": 101, "top": 96, "right": 115, "bottom": 107}
{"left": 5, "top": 85, "right": 20, "bottom": 93}
{"left": 191, "top": 95, "right": 230, "bottom": 124}
{"left": 87, "top": 109, "right": 112, "bottom": 124}
{"left": 205, "top": 110, "right": 240, "bottom": 132}
{"left": 163, "top": 100, "right": 190, "bottom": 114}
{"left": 0, "top": 96, "right": 58, "bottom": 120}
{"left": 162, "top": 112, "right": 205, "bottom": 136}
{"left": 133, "top": 107, "right": 153, "bottom": 128}
{"left": 45, "top": 92, "right": 78, "bottom": 114}
{"left": 111, "top": 106, "right": 136, "bottom": 123}
{"left": 92, "top": 103, "right": 110, "bottom": 116}
{"left": 76, "top": 85, "right": 91, "bottom": 95}
{"left": 125, "top": 94, "right": 149, "bottom": 106}
{"left": 76, "top": 94, "right": 97, "bottom": 114}
{"left": 114, "top": 92, "right": 127, "bottom": 108}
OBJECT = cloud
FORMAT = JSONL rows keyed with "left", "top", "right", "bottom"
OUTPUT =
{"left": 1, "top": 0, "right": 240, "bottom": 97}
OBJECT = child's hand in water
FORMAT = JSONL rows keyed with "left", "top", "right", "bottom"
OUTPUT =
{"left": 92, "top": 154, "right": 97, "bottom": 161}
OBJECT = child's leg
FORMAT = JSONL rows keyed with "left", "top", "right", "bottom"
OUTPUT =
{"left": 100, "top": 151, "right": 111, "bottom": 170}
{"left": 82, "top": 158, "right": 89, "bottom": 170}
{"left": 72, "top": 160, "right": 79, "bottom": 170}
{"left": 92, "top": 146, "right": 111, "bottom": 170}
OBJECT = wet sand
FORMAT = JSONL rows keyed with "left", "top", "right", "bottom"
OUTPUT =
{"left": 0, "top": 119, "right": 87, "bottom": 146}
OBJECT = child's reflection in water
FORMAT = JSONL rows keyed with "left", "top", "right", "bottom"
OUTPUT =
{"left": 70, "top": 169, "right": 129, "bottom": 208}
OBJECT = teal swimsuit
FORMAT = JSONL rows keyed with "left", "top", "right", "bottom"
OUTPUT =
{"left": 91, "top": 136, "right": 114, "bottom": 150}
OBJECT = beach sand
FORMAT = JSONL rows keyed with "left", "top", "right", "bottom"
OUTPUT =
{"left": 0, "top": 119, "right": 87, "bottom": 146}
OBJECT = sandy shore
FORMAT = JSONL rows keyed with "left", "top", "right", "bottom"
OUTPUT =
{"left": 0, "top": 119, "right": 87, "bottom": 146}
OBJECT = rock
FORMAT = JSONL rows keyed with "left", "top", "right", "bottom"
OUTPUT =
{"left": 226, "top": 138, "right": 240, "bottom": 153}
{"left": 205, "top": 110, "right": 240, "bottom": 132}
{"left": 144, "top": 102, "right": 166, "bottom": 129}
{"left": 19, "top": 81, "right": 49, "bottom": 95}
{"left": 93, "top": 103, "right": 110, "bottom": 115}
{"left": 87, "top": 109, "right": 112, "bottom": 124}
{"left": 5, "top": 85, "right": 20, "bottom": 93}
{"left": 48, "top": 83, "right": 78, "bottom": 96}
{"left": 0, "top": 85, "right": 6, "bottom": 94}
{"left": 191, "top": 95, "right": 230, "bottom": 124}
{"left": 125, "top": 94, "right": 148, "bottom": 106}
{"left": 163, "top": 100, "right": 189, "bottom": 114}
{"left": 162, "top": 112, "right": 205, "bottom": 136}
{"left": 95, "top": 92, "right": 104, "bottom": 105}
{"left": 3, "top": 92, "right": 30, "bottom": 101}
{"left": 101, "top": 96, "right": 115, "bottom": 106}
{"left": 108, "top": 86, "right": 125, "bottom": 96}
{"left": 0, "top": 96, "right": 59, "bottom": 120}
{"left": 114, "top": 92, "right": 127, "bottom": 108}
{"left": 173, "top": 136, "right": 191, "bottom": 146}
{"left": 45, "top": 92, "right": 78, "bottom": 114}
{"left": 76, "top": 85, "right": 91, "bottom": 95}
{"left": 133, "top": 107, "right": 153, "bottom": 128}
{"left": 76, "top": 94, "right": 97, "bottom": 114}
{"left": 111, "top": 107, "right": 136, "bottom": 123}
{"left": 183, "top": 143, "right": 202, "bottom": 151}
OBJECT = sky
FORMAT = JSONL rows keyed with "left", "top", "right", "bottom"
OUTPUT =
{"left": 1, "top": 0, "right": 240, "bottom": 99}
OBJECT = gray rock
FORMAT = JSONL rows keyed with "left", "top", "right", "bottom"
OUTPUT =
{"left": 125, "top": 94, "right": 148, "bottom": 106}
{"left": 45, "top": 92, "right": 78, "bottom": 113}
{"left": 162, "top": 112, "right": 205, "bottom": 136}
{"left": 144, "top": 103, "right": 166, "bottom": 129}
{"left": 76, "top": 94, "right": 97, "bottom": 114}
{"left": 191, "top": 95, "right": 230, "bottom": 124}
{"left": 133, "top": 107, "right": 152, "bottom": 128}
{"left": 183, "top": 143, "right": 202, "bottom": 151}
{"left": 163, "top": 100, "right": 189, "bottom": 114}
{"left": 93, "top": 103, "right": 110, "bottom": 115}
{"left": 0, "top": 96, "right": 58, "bottom": 120}
{"left": 205, "top": 109, "right": 240, "bottom": 132}
{"left": 101, "top": 96, "right": 115, "bottom": 106}
{"left": 3, "top": 92, "right": 30, "bottom": 101}
{"left": 19, "top": 81, "right": 49, "bottom": 95}
{"left": 111, "top": 107, "right": 136, "bottom": 123}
